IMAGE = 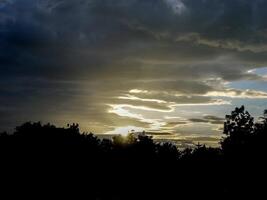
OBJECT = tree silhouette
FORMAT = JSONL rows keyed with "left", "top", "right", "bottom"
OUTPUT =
{"left": 0, "top": 106, "right": 266, "bottom": 199}
{"left": 221, "top": 105, "right": 254, "bottom": 156}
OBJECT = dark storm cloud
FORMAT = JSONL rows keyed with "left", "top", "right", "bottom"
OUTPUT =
{"left": 2, "top": 0, "right": 267, "bottom": 77}
{"left": 1, "top": 0, "right": 267, "bottom": 133}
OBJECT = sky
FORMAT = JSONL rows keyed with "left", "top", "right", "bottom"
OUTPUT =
{"left": 1, "top": 0, "right": 267, "bottom": 147}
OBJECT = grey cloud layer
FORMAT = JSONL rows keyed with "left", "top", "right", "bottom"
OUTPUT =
{"left": 1, "top": 0, "right": 267, "bottom": 135}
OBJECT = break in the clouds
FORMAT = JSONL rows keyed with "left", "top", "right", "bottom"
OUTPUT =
{"left": 1, "top": 0, "right": 267, "bottom": 146}
{"left": 164, "top": 0, "right": 186, "bottom": 15}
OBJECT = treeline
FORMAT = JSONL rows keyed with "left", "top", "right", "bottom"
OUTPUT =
{"left": 0, "top": 106, "right": 266, "bottom": 199}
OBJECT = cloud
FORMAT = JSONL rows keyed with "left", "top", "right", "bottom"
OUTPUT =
{"left": 176, "top": 32, "right": 267, "bottom": 53}
{"left": 152, "top": 135, "right": 221, "bottom": 148}
{"left": 1, "top": 0, "right": 267, "bottom": 140}
{"left": 205, "top": 89, "right": 267, "bottom": 99}
{"left": 202, "top": 115, "right": 225, "bottom": 124}
{"left": 189, "top": 115, "right": 225, "bottom": 125}
{"left": 164, "top": 0, "right": 186, "bottom": 15}
{"left": 0, "top": 0, "right": 13, "bottom": 8}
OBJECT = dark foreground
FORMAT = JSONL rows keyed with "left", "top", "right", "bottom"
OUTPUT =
{"left": 0, "top": 106, "right": 266, "bottom": 199}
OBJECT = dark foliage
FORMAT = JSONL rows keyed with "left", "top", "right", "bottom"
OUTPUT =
{"left": 0, "top": 106, "right": 266, "bottom": 199}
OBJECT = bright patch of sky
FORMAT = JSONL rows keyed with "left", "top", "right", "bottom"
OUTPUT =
{"left": 105, "top": 126, "right": 144, "bottom": 136}
{"left": 229, "top": 67, "right": 267, "bottom": 92}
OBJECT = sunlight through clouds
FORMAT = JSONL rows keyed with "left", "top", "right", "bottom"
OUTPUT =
{"left": 2, "top": 0, "right": 267, "bottom": 146}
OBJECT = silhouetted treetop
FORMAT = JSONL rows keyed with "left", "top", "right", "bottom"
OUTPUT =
{"left": 0, "top": 106, "right": 266, "bottom": 199}
{"left": 224, "top": 105, "right": 254, "bottom": 136}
